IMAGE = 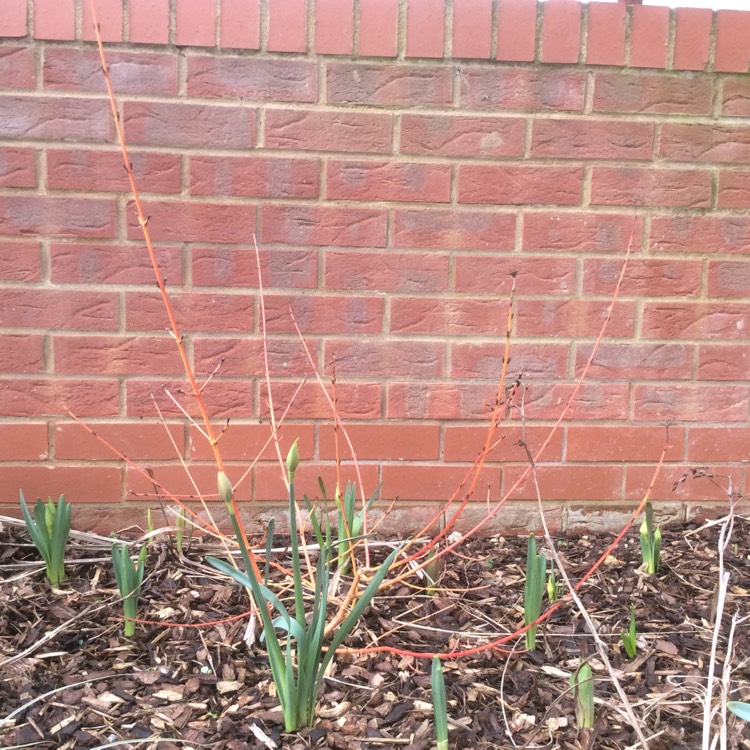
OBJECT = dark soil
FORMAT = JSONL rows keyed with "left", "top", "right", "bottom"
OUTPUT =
{"left": 2, "top": 513, "right": 750, "bottom": 750}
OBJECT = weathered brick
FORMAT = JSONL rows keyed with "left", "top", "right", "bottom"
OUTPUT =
{"left": 523, "top": 212, "right": 642, "bottom": 253}
{"left": 44, "top": 49, "right": 177, "bottom": 95}
{"left": 389, "top": 298, "right": 506, "bottom": 335}
{"left": 0, "top": 289, "right": 118, "bottom": 330}
{"left": 187, "top": 57, "right": 316, "bottom": 101}
{"left": 262, "top": 294, "right": 384, "bottom": 334}
{"left": 0, "top": 242, "right": 41, "bottom": 282}
{"left": 0, "top": 378, "right": 119, "bottom": 417}
{"left": 576, "top": 343, "right": 693, "bottom": 381}
{"left": 0, "top": 147, "right": 35, "bottom": 188}
{"left": 324, "top": 340, "right": 444, "bottom": 378}
{"left": 0, "top": 334, "right": 44, "bottom": 373}
{"left": 327, "top": 160, "right": 450, "bottom": 202}
{"left": 453, "top": 342, "right": 569, "bottom": 379}
{"left": 650, "top": 216, "right": 750, "bottom": 255}
{"left": 265, "top": 110, "right": 392, "bottom": 154}
{"left": 698, "top": 345, "right": 750, "bottom": 381}
{"left": 459, "top": 165, "right": 583, "bottom": 206}
{"left": 327, "top": 64, "right": 452, "bottom": 106}
{"left": 708, "top": 260, "right": 750, "bottom": 299}
{"left": 661, "top": 123, "right": 750, "bottom": 165}
{"left": 194, "top": 337, "right": 314, "bottom": 377}
{"left": 0, "top": 48, "right": 34, "bottom": 89}
{"left": 461, "top": 67, "right": 584, "bottom": 111}
{"left": 387, "top": 381, "right": 499, "bottom": 420}
{"left": 124, "top": 102, "right": 255, "bottom": 149}
{"left": 531, "top": 119, "right": 654, "bottom": 160}
{"left": 54, "top": 335, "right": 182, "bottom": 375}
{"left": 0, "top": 96, "right": 111, "bottom": 141}
{"left": 262, "top": 205, "right": 387, "bottom": 247}
{"left": 717, "top": 170, "right": 750, "bottom": 208}
{"left": 189, "top": 155, "right": 318, "bottom": 198}
{"left": 454, "top": 255, "right": 576, "bottom": 295}
{"left": 127, "top": 379, "right": 254, "bottom": 418}
{"left": 642, "top": 302, "right": 750, "bottom": 340}
{"left": 0, "top": 196, "right": 115, "bottom": 239}
{"left": 400, "top": 114, "right": 525, "bottom": 157}
{"left": 632, "top": 384, "right": 748, "bottom": 422}
{"left": 47, "top": 150, "right": 181, "bottom": 193}
{"left": 515, "top": 299, "right": 636, "bottom": 338}
{"left": 593, "top": 73, "right": 712, "bottom": 115}
{"left": 394, "top": 209, "right": 516, "bottom": 250}
{"left": 520, "top": 382, "right": 629, "bottom": 420}
{"left": 590, "top": 166, "right": 711, "bottom": 208}
{"left": 582, "top": 258, "right": 701, "bottom": 298}
{"left": 260, "top": 381, "right": 381, "bottom": 420}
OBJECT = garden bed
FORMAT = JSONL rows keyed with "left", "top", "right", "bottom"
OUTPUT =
{"left": 1, "top": 514, "right": 750, "bottom": 749}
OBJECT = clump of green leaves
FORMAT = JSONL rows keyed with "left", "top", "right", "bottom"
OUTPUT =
{"left": 569, "top": 660, "right": 595, "bottom": 730}
{"left": 640, "top": 501, "right": 661, "bottom": 575}
{"left": 620, "top": 604, "right": 637, "bottom": 659}
{"left": 524, "top": 534, "right": 547, "bottom": 650}
{"left": 20, "top": 490, "right": 71, "bottom": 587}
{"left": 111, "top": 538, "right": 148, "bottom": 637}
{"left": 207, "top": 441, "right": 403, "bottom": 731}
{"left": 431, "top": 657, "right": 449, "bottom": 750}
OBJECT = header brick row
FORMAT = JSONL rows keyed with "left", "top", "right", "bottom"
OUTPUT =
{"left": 2, "top": 0, "right": 749, "bottom": 73}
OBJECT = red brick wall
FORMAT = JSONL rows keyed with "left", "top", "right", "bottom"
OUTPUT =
{"left": 1, "top": 0, "right": 749, "bottom": 532}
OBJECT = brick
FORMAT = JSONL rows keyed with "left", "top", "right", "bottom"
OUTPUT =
{"left": 394, "top": 209, "right": 515, "bottom": 250}
{"left": 0, "top": 196, "right": 115, "bottom": 239}
{"left": 0, "top": 378, "right": 119, "bottom": 417}
{"left": 124, "top": 102, "right": 254, "bottom": 150}
{"left": 520, "top": 382, "right": 629, "bottom": 420}
{"left": 453, "top": 342, "right": 569, "bottom": 379}
{"left": 454, "top": 255, "right": 575, "bottom": 295}
{"left": 129, "top": 0, "right": 169, "bottom": 44}
{"left": 319, "top": 424, "right": 440, "bottom": 461}
{"left": 187, "top": 57, "right": 316, "bottom": 101}
{"left": 577, "top": 342, "right": 692, "bottom": 381}
{"left": 315, "top": 0, "right": 353, "bottom": 54}
{"left": 324, "top": 251, "right": 450, "bottom": 293}
{"left": 708, "top": 261, "right": 750, "bottom": 299}
{"left": 44, "top": 49, "right": 178, "bottom": 95}
{"left": 0, "top": 48, "right": 34, "bottom": 88}
{"left": 192, "top": 247, "right": 316, "bottom": 289}
{"left": 531, "top": 119, "right": 654, "bottom": 160}
{"left": 504, "top": 465, "right": 622, "bottom": 502}
{"left": 125, "top": 292, "right": 254, "bottom": 333}
{"left": 715, "top": 11, "right": 750, "bottom": 73}
{"left": 262, "top": 205, "right": 386, "bottom": 248}
{"left": 55, "top": 422, "right": 184, "bottom": 461}
{"left": 541, "top": 0, "right": 581, "bottom": 64}
{"left": 723, "top": 79, "right": 750, "bottom": 117}
{"left": 83, "top": 0, "right": 123, "bottom": 42}
{"left": 633, "top": 384, "right": 748, "bottom": 422}
{"left": 590, "top": 167, "right": 711, "bottom": 208}
{"left": 444, "top": 425, "right": 563, "bottom": 463}
{"left": 400, "top": 114, "right": 525, "bottom": 158}
{"left": 523, "top": 213, "right": 642, "bottom": 253}
{"left": 387, "top": 381, "right": 499, "bottom": 420}
{"left": 324, "top": 339, "right": 444, "bottom": 378}
{"left": 0, "top": 0, "right": 26, "bottom": 36}
{"left": 54, "top": 335, "right": 182, "bottom": 375}
{"left": 673, "top": 8, "right": 712, "bottom": 71}
{"left": 629, "top": 5, "right": 669, "bottom": 69}
{"left": 0, "top": 242, "right": 41, "bottom": 282}
{"left": 265, "top": 110, "right": 392, "bottom": 154}
{"left": 717, "top": 170, "right": 750, "bottom": 208}
{"left": 220, "top": 0, "right": 260, "bottom": 49}
{"left": 406, "top": 0, "right": 444, "bottom": 58}
{"left": 661, "top": 124, "right": 750, "bottom": 165}
{"left": 0, "top": 423, "right": 47, "bottom": 460}
{"left": 497, "top": 0, "right": 537, "bottom": 62}
{"left": 327, "top": 64, "right": 452, "bottom": 107}
{"left": 0, "top": 96, "right": 111, "bottom": 141}
{"left": 267, "top": 0, "right": 307, "bottom": 52}
{"left": 47, "top": 150, "right": 181, "bottom": 193}
{"left": 190, "top": 155, "right": 317, "bottom": 199}
{"left": 194, "top": 337, "right": 314, "bottom": 377}
{"left": 50, "top": 243, "right": 182, "bottom": 286}
{"left": 382, "top": 465, "right": 473, "bottom": 502}
{"left": 515, "top": 299, "right": 636, "bottom": 338}
{"left": 567, "top": 425, "right": 683, "bottom": 463}
{"left": 453, "top": 0, "right": 492, "bottom": 59}
{"left": 34, "top": 0, "right": 74, "bottom": 40}
{"left": 260, "top": 381, "right": 381, "bottom": 420}
{"left": 127, "top": 379, "right": 253, "bottom": 418}
{"left": 593, "top": 73, "right": 712, "bottom": 115}
{"left": 459, "top": 165, "right": 583, "bottom": 206}
{"left": 582, "top": 258, "right": 701, "bottom": 298}
{"left": 625, "top": 464, "right": 742, "bottom": 504}
{"left": 390, "top": 298, "right": 506, "bottom": 335}
{"left": 254, "top": 463, "right": 379, "bottom": 503}
{"left": 126, "top": 201, "right": 256, "bottom": 243}
{"left": 460, "top": 68, "right": 584, "bottom": 111}
{"left": 176, "top": 0, "right": 216, "bottom": 46}
{"left": 643, "top": 302, "right": 750, "bottom": 340}
{"left": 650, "top": 216, "right": 750, "bottom": 255}
{"left": 190, "top": 423, "right": 313, "bottom": 461}
{"left": 0, "top": 466, "right": 121, "bottom": 504}
{"left": 698, "top": 345, "right": 750, "bottom": 381}
{"left": 263, "top": 294, "right": 384, "bottom": 334}
{"left": 326, "top": 160, "right": 450, "bottom": 203}
{"left": 688, "top": 426, "right": 750, "bottom": 462}
{"left": 0, "top": 334, "right": 44, "bottom": 372}
{"left": 358, "top": 0, "right": 398, "bottom": 57}
{"left": 0, "top": 289, "right": 117, "bottom": 330}
{"left": 586, "top": 2, "right": 626, "bottom": 66}
{"left": 0, "top": 147, "right": 35, "bottom": 188}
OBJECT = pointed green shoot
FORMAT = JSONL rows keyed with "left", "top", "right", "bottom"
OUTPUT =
{"left": 569, "top": 661, "right": 595, "bottom": 730}
{"left": 639, "top": 502, "right": 661, "bottom": 575}
{"left": 524, "top": 534, "right": 547, "bottom": 650}
{"left": 20, "top": 491, "right": 72, "bottom": 587}
{"left": 111, "top": 539, "right": 147, "bottom": 637}
{"left": 620, "top": 604, "right": 637, "bottom": 659}
{"left": 729, "top": 701, "right": 750, "bottom": 722}
{"left": 431, "top": 657, "right": 449, "bottom": 750}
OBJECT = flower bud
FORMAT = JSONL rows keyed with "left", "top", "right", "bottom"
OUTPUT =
{"left": 217, "top": 471, "right": 233, "bottom": 506}
{"left": 286, "top": 439, "right": 300, "bottom": 483}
